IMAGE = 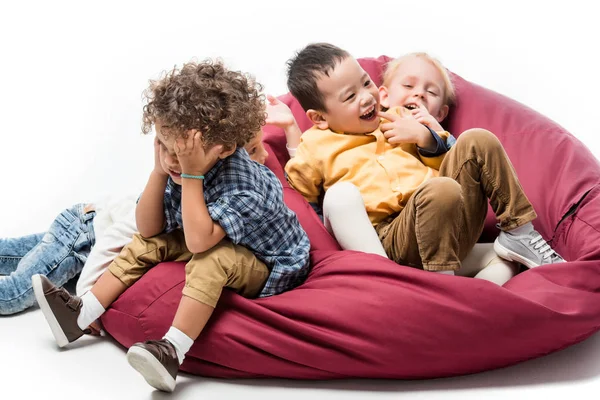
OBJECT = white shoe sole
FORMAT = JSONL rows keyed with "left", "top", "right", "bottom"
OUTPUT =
{"left": 32, "top": 274, "right": 69, "bottom": 348}
{"left": 493, "top": 240, "right": 540, "bottom": 269}
{"left": 127, "top": 346, "right": 176, "bottom": 392}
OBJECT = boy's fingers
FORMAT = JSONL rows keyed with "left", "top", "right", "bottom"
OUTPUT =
{"left": 378, "top": 111, "right": 397, "bottom": 121}
{"left": 380, "top": 122, "right": 393, "bottom": 132}
{"left": 382, "top": 130, "right": 397, "bottom": 139}
{"left": 418, "top": 104, "right": 432, "bottom": 117}
{"left": 175, "top": 137, "right": 189, "bottom": 154}
{"left": 208, "top": 144, "right": 223, "bottom": 159}
{"left": 386, "top": 135, "right": 410, "bottom": 144}
{"left": 266, "top": 94, "right": 278, "bottom": 104}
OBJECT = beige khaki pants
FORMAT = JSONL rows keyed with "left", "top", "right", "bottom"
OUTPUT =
{"left": 109, "top": 230, "right": 270, "bottom": 307}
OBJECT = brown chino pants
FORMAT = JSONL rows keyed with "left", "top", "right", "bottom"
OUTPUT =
{"left": 375, "top": 129, "right": 537, "bottom": 272}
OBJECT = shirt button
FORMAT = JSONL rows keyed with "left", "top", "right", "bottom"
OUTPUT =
{"left": 377, "top": 155, "right": 385, "bottom": 161}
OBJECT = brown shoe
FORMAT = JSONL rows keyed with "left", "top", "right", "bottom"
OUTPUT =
{"left": 126, "top": 339, "right": 180, "bottom": 392}
{"left": 32, "top": 274, "right": 87, "bottom": 347}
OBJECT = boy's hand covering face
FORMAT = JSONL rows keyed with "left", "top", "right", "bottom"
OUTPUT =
{"left": 378, "top": 111, "right": 431, "bottom": 148}
{"left": 175, "top": 130, "right": 224, "bottom": 176}
{"left": 153, "top": 137, "right": 169, "bottom": 177}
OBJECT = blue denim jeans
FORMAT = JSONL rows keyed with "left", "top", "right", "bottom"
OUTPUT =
{"left": 0, "top": 204, "right": 95, "bottom": 314}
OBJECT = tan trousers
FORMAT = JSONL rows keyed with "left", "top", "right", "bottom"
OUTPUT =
{"left": 108, "top": 230, "right": 270, "bottom": 307}
{"left": 376, "top": 129, "right": 537, "bottom": 272}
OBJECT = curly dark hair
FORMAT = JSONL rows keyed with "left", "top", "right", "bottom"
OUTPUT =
{"left": 142, "top": 59, "right": 265, "bottom": 149}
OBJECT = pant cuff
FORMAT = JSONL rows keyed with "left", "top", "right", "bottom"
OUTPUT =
{"left": 182, "top": 285, "right": 219, "bottom": 308}
{"left": 498, "top": 210, "right": 537, "bottom": 231}
{"left": 422, "top": 262, "right": 460, "bottom": 272}
{"left": 107, "top": 262, "right": 136, "bottom": 287}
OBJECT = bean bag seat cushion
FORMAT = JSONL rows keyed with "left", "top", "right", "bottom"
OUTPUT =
{"left": 101, "top": 56, "right": 600, "bottom": 379}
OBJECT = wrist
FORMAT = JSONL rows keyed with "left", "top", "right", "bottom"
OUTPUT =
{"left": 284, "top": 122, "right": 302, "bottom": 149}
{"left": 416, "top": 125, "right": 433, "bottom": 148}
{"left": 181, "top": 175, "right": 205, "bottom": 190}
{"left": 429, "top": 121, "right": 444, "bottom": 132}
{"left": 181, "top": 159, "right": 217, "bottom": 177}
{"left": 151, "top": 169, "right": 169, "bottom": 180}
{"left": 181, "top": 168, "right": 207, "bottom": 177}
{"left": 181, "top": 173, "right": 205, "bottom": 180}
{"left": 281, "top": 119, "right": 298, "bottom": 130}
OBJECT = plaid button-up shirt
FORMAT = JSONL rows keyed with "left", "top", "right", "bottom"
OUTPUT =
{"left": 163, "top": 148, "right": 310, "bottom": 297}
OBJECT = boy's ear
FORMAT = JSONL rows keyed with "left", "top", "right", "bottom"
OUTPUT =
{"left": 306, "top": 109, "right": 329, "bottom": 130}
{"left": 379, "top": 86, "right": 390, "bottom": 108}
{"left": 218, "top": 145, "right": 237, "bottom": 159}
{"left": 436, "top": 105, "right": 449, "bottom": 123}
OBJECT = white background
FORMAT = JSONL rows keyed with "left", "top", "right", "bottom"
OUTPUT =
{"left": 0, "top": 0, "right": 599, "bottom": 399}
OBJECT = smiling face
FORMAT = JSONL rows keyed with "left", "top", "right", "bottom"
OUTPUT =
{"left": 380, "top": 55, "right": 450, "bottom": 123}
{"left": 307, "top": 56, "right": 381, "bottom": 134}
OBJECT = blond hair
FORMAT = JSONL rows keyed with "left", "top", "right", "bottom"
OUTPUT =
{"left": 383, "top": 52, "right": 456, "bottom": 106}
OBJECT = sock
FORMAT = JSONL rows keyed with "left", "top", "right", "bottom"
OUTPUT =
{"left": 435, "top": 270, "right": 455, "bottom": 275}
{"left": 163, "top": 326, "right": 194, "bottom": 365}
{"left": 505, "top": 222, "right": 534, "bottom": 236}
{"left": 474, "top": 257, "right": 518, "bottom": 285}
{"left": 77, "top": 291, "right": 106, "bottom": 331}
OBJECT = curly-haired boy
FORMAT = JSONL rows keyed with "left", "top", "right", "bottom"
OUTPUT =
{"left": 32, "top": 60, "right": 310, "bottom": 392}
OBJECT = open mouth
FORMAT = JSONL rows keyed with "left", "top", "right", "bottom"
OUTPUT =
{"left": 404, "top": 103, "right": 419, "bottom": 111}
{"left": 359, "top": 105, "right": 377, "bottom": 121}
{"left": 169, "top": 169, "right": 182, "bottom": 178}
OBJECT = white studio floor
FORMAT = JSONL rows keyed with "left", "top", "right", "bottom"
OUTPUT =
{"left": 2, "top": 305, "right": 600, "bottom": 400}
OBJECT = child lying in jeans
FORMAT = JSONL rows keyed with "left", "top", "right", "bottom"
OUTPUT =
{"left": 32, "top": 60, "right": 310, "bottom": 393}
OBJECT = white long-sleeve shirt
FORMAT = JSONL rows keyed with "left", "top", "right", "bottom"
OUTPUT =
{"left": 75, "top": 195, "right": 138, "bottom": 296}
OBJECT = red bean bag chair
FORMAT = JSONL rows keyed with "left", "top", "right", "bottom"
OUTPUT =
{"left": 101, "top": 56, "right": 600, "bottom": 379}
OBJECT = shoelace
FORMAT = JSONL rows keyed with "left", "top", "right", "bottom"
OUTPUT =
{"left": 530, "top": 235, "right": 558, "bottom": 259}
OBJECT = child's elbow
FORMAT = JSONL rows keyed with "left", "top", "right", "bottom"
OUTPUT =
{"left": 185, "top": 238, "right": 208, "bottom": 254}
{"left": 136, "top": 218, "right": 165, "bottom": 239}
{"left": 137, "top": 225, "right": 162, "bottom": 239}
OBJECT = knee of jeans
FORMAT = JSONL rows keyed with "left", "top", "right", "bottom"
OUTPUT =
{"left": 323, "top": 182, "right": 364, "bottom": 212}
{"left": 0, "top": 278, "right": 35, "bottom": 315}
{"left": 65, "top": 204, "right": 86, "bottom": 220}
{"left": 419, "top": 178, "right": 463, "bottom": 213}
{"left": 457, "top": 128, "right": 501, "bottom": 150}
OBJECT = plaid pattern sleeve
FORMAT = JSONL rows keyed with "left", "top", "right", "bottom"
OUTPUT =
{"left": 162, "top": 149, "right": 311, "bottom": 297}
{"left": 162, "top": 181, "right": 181, "bottom": 233}
{"left": 207, "top": 194, "right": 261, "bottom": 244}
